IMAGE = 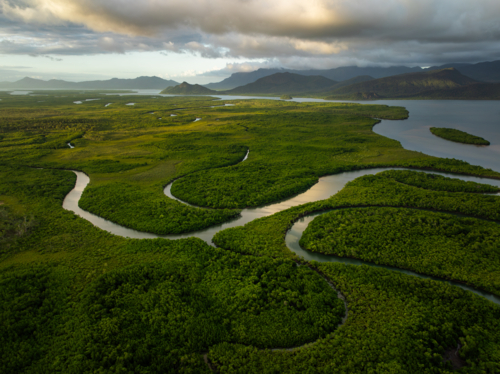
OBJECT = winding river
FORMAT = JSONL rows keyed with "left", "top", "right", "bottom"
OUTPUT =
{"left": 62, "top": 165, "right": 500, "bottom": 306}
{"left": 61, "top": 99, "right": 500, "bottom": 306}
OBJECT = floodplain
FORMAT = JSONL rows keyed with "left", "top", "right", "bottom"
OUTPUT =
{"left": 1, "top": 91, "right": 500, "bottom": 373}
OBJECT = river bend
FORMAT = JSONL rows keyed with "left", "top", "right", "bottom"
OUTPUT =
{"left": 59, "top": 103, "right": 500, "bottom": 306}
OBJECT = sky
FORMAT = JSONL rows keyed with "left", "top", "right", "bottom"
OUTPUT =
{"left": 1, "top": 0, "right": 500, "bottom": 84}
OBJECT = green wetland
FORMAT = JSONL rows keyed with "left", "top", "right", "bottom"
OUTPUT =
{"left": 430, "top": 127, "right": 490, "bottom": 146}
{"left": 1, "top": 91, "right": 500, "bottom": 373}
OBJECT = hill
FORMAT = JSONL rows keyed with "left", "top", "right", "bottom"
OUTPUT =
{"left": 205, "top": 69, "right": 288, "bottom": 90}
{"left": 328, "top": 75, "right": 374, "bottom": 89}
{"left": 323, "top": 68, "right": 494, "bottom": 100}
{"left": 413, "top": 83, "right": 500, "bottom": 100}
{"left": 160, "top": 74, "right": 374, "bottom": 97}
{"left": 76, "top": 76, "right": 178, "bottom": 89}
{"left": 205, "top": 60, "right": 500, "bottom": 90}
{"left": 220, "top": 73, "right": 338, "bottom": 95}
{"left": 427, "top": 60, "right": 500, "bottom": 83}
{"left": 0, "top": 76, "right": 178, "bottom": 90}
{"left": 161, "top": 82, "right": 217, "bottom": 95}
{"left": 205, "top": 66, "right": 422, "bottom": 90}
{"left": 0, "top": 77, "right": 75, "bottom": 89}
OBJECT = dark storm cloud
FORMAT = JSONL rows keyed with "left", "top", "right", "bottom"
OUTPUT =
{"left": 3, "top": 0, "right": 500, "bottom": 41}
{"left": 1, "top": 0, "right": 500, "bottom": 66}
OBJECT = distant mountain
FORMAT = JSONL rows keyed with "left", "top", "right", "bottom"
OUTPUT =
{"left": 406, "top": 83, "right": 500, "bottom": 100}
{"left": 323, "top": 68, "right": 500, "bottom": 100}
{"left": 204, "top": 66, "right": 422, "bottom": 90}
{"left": 327, "top": 75, "right": 374, "bottom": 89}
{"left": 205, "top": 60, "right": 500, "bottom": 90}
{"left": 161, "top": 82, "right": 217, "bottom": 95}
{"left": 76, "top": 76, "right": 178, "bottom": 89}
{"left": 0, "top": 76, "right": 178, "bottom": 90}
{"left": 205, "top": 69, "right": 287, "bottom": 90}
{"left": 220, "top": 73, "right": 338, "bottom": 95}
{"left": 0, "top": 77, "right": 75, "bottom": 89}
{"left": 160, "top": 74, "right": 374, "bottom": 97}
{"left": 426, "top": 60, "right": 500, "bottom": 83}
{"left": 319, "top": 66, "right": 424, "bottom": 81}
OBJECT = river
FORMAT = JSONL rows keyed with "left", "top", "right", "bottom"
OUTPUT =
{"left": 61, "top": 95, "right": 500, "bottom": 305}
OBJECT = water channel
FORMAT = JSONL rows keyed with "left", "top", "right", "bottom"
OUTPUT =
{"left": 61, "top": 95, "right": 500, "bottom": 305}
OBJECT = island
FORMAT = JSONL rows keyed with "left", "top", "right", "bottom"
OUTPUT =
{"left": 430, "top": 127, "right": 490, "bottom": 145}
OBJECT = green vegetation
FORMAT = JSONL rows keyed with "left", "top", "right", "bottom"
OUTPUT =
{"left": 430, "top": 127, "right": 490, "bottom": 145}
{"left": 213, "top": 170, "right": 500, "bottom": 276}
{"left": 208, "top": 263, "right": 500, "bottom": 373}
{"left": 2, "top": 92, "right": 500, "bottom": 372}
{"left": 0, "top": 164, "right": 343, "bottom": 373}
{"left": 0, "top": 93, "right": 252, "bottom": 234}
{"left": 79, "top": 182, "right": 241, "bottom": 234}
{"left": 381, "top": 169, "right": 499, "bottom": 193}
{"left": 171, "top": 110, "right": 499, "bottom": 209}
{"left": 280, "top": 94, "right": 293, "bottom": 100}
{"left": 0, "top": 204, "right": 37, "bottom": 253}
{"left": 5, "top": 92, "right": 497, "bottom": 233}
{"left": 301, "top": 207, "right": 500, "bottom": 294}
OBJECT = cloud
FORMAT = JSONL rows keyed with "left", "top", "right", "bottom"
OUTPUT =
{"left": 198, "top": 61, "right": 282, "bottom": 77}
{"left": 3, "top": 0, "right": 500, "bottom": 42}
{"left": 29, "top": 54, "right": 62, "bottom": 61}
{"left": 0, "top": 65, "right": 31, "bottom": 68}
{"left": 160, "top": 41, "right": 228, "bottom": 58}
{"left": 1, "top": 0, "right": 500, "bottom": 68}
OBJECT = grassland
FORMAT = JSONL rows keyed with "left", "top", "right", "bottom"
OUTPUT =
{"left": 3, "top": 91, "right": 498, "bottom": 232}
{"left": 1, "top": 92, "right": 500, "bottom": 373}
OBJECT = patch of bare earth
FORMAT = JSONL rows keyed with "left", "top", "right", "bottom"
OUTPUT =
{"left": 443, "top": 344, "right": 467, "bottom": 370}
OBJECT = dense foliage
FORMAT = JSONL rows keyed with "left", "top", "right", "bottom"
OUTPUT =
{"left": 0, "top": 265, "right": 73, "bottom": 373}
{"left": 382, "top": 169, "right": 499, "bottom": 193}
{"left": 0, "top": 243, "right": 345, "bottom": 373}
{"left": 69, "top": 249, "right": 343, "bottom": 373}
{"left": 171, "top": 111, "right": 499, "bottom": 209}
{"left": 301, "top": 207, "right": 500, "bottom": 295}
{"left": 208, "top": 263, "right": 500, "bottom": 373}
{"left": 2, "top": 93, "right": 497, "bottom": 231}
{"left": 430, "top": 127, "right": 490, "bottom": 145}
{"left": 2, "top": 93, "right": 500, "bottom": 373}
{"left": 213, "top": 170, "right": 500, "bottom": 260}
{"left": 79, "top": 182, "right": 241, "bottom": 234}
{"left": 0, "top": 205, "right": 38, "bottom": 253}
{"left": 0, "top": 164, "right": 344, "bottom": 373}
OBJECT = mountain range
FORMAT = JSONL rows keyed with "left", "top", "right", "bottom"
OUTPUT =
{"left": 324, "top": 68, "right": 480, "bottom": 99}
{"left": 204, "top": 60, "right": 500, "bottom": 90}
{"left": 204, "top": 66, "right": 422, "bottom": 90}
{"left": 2, "top": 60, "right": 499, "bottom": 98}
{"left": 0, "top": 76, "right": 179, "bottom": 90}
{"left": 162, "top": 73, "right": 376, "bottom": 96}
{"left": 162, "top": 68, "right": 500, "bottom": 100}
